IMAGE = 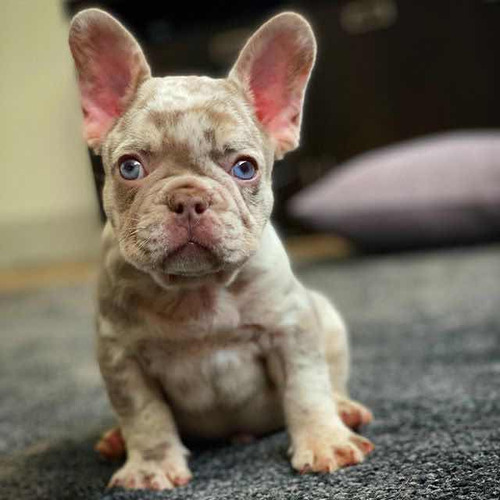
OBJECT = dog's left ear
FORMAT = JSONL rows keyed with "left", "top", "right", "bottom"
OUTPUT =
{"left": 229, "top": 13, "right": 316, "bottom": 160}
{"left": 69, "top": 9, "right": 151, "bottom": 152}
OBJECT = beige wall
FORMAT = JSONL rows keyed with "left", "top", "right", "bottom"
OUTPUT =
{"left": 0, "top": 0, "right": 101, "bottom": 269}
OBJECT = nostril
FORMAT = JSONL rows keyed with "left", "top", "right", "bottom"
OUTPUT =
{"left": 194, "top": 202, "right": 207, "bottom": 215}
{"left": 174, "top": 202, "right": 184, "bottom": 214}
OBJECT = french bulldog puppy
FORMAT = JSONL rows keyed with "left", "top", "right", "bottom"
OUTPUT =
{"left": 69, "top": 9, "right": 374, "bottom": 490}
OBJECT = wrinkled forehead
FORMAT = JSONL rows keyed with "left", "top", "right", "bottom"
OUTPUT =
{"left": 105, "top": 76, "right": 266, "bottom": 164}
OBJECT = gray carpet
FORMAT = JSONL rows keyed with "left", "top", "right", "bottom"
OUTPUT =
{"left": 1, "top": 246, "right": 500, "bottom": 499}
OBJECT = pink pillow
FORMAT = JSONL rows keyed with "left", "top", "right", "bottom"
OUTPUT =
{"left": 288, "top": 131, "right": 500, "bottom": 250}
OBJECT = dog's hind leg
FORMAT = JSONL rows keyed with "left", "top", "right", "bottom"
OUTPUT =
{"left": 310, "top": 291, "right": 374, "bottom": 430}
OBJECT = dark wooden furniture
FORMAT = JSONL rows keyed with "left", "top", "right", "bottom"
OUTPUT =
{"left": 65, "top": 0, "right": 500, "bottom": 235}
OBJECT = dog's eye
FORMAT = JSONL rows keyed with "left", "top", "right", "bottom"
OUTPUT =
{"left": 119, "top": 158, "right": 145, "bottom": 180}
{"left": 231, "top": 159, "right": 257, "bottom": 180}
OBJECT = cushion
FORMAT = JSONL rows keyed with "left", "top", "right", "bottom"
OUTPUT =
{"left": 288, "top": 131, "right": 500, "bottom": 250}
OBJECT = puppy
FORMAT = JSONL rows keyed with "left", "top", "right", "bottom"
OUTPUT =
{"left": 68, "top": 9, "right": 374, "bottom": 490}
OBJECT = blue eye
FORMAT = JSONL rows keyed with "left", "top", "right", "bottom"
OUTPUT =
{"left": 231, "top": 159, "right": 257, "bottom": 180}
{"left": 119, "top": 158, "right": 145, "bottom": 180}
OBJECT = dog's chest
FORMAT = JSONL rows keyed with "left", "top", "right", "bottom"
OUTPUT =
{"left": 137, "top": 288, "right": 275, "bottom": 413}
{"left": 138, "top": 335, "right": 269, "bottom": 413}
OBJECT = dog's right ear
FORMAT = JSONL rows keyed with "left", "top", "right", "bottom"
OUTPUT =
{"left": 228, "top": 13, "right": 316, "bottom": 160}
{"left": 69, "top": 9, "right": 151, "bottom": 152}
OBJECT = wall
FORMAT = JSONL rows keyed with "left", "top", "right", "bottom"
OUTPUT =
{"left": 0, "top": 0, "right": 101, "bottom": 269}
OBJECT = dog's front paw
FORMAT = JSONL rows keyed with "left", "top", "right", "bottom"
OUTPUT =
{"left": 108, "top": 454, "right": 192, "bottom": 490}
{"left": 108, "top": 460, "right": 173, "bottom": 490}
{"left": 290, "top": 424, "right": 374, "bottom": 474}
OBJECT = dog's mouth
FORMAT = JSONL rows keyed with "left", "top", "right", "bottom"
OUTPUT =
{"left": 161, "top": 240, "right": 220, "bottom": 277}
{"left": 148, "top": 240, "right": 230, "bottom": 289}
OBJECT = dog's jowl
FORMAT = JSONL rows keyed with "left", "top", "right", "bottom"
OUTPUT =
{"left": 69, "top": 8, "right": 374, "bottom": 490}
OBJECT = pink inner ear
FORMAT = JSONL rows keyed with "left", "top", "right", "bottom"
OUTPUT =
{"left": 250, "top": 33, "right": 291, "bottom": 125}
{"left": 72, "top": 22, "right": 143, "bottom": 147}
{"left": 247, "top": 32, "right": 310, "bottom": 154}
{"left": 82, "top": 40, "right": 135, "bottom": 143}
{"left": 80, "top": 58, "right": 132, "bottom": 144}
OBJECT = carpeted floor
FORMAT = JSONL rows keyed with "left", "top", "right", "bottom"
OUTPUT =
{"left": 1, "top": 245, "right": 499, "bottom": 500}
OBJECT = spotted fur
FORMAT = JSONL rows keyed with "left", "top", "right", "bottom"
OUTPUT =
{"left": 69, "top": 8, "right": 374, "bottom": 491}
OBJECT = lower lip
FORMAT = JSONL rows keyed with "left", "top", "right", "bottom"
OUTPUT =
{"left": 172, "top": 241, "right": 209, "bottom": 257}
{"left": 163, "top": 241, "right": 216, "bottom": 275}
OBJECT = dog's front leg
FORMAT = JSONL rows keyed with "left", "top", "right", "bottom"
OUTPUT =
{"left": 97, "top": 321, "right": 191, "bottom": 490}
{"left": 278, "top": 308, "right": 374, "bottom": 473}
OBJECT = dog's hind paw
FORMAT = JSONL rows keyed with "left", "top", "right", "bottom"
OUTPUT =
{"left": 335, "top": 396, "right": 373, "bottom": 430}
{"left": 95, "top": 427, "right": 125, "bottom": 461}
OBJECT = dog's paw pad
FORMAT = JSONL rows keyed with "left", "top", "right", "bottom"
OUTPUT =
{"left": 95, "top": 427, "right": 125, "bottom": 461}
{"left": 336, "top": 398, "right": 373, "bottom": 430}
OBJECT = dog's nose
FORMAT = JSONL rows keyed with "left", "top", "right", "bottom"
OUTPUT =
{"left": 167, "top": 191, "right": 210, "bottom": 219}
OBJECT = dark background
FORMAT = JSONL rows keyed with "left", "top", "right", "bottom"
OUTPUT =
{"left": 65, "top": 0, "right": 500, "bottom": 236}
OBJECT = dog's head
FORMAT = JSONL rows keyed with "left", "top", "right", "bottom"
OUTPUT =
{"left": 69, "top": 9, "right": 316, "bottom": 287}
